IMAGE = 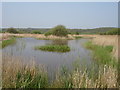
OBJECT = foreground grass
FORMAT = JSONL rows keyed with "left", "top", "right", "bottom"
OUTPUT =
{"left": 1, "top": 37, "right": 16, "bottom": 48}
{"left": 3, "top": 57, "right": 48, "bottom": 88}
{"left": 2, "top": 56, "right": 118, "bottom": 88}
{"left": 35, "top": 45, "right": 70, "bottom": 52}
{"left": 85, "top": 41, "right": 117, "bottom": 67}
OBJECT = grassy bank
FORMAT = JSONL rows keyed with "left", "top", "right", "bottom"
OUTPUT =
{"left": 1, "top": 37, "right": 16, "bottom": 48}
{"left": 85, "top": 41, "right": 117, "bottom": 67}
{"left": 35, "top": 45, "right": 70, "bottom": 52}
{"left": 3, "top": 56, "right": 118, "bottom": 88}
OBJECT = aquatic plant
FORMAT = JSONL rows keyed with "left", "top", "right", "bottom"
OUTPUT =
{"left": 2, "top": 37, "right": 16, "bottom": 48}
{"left": 35, "top": 45, "right": 70, "bottom": 52}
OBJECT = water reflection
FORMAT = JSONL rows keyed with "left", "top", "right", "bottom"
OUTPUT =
{"left": 52, "top": 39, "right": 68, "bottom": 45}
{"left": 46, "top": 39, "right": 68, "bottom": 46}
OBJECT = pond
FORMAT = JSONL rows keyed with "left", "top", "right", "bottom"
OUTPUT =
{"left": 2, "top": 38, "right": 97, "bottom": 81}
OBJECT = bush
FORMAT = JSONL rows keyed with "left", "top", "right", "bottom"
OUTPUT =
{"left": 45, "top": 30, "right": 53, "bottom": 36}
{"left": 45, "top": 25, "right": 68, "bottom": 37}
{"left": 76, "top": 32, "right": 79, "bottom": 35}
{"left": 7, "top": 28, "right": 18, "bottom": 34}
{"left": 31, "top": 30, "right": 41, "bottom": 34}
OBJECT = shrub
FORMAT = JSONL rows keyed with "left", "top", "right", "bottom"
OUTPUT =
{"left": 45, "top": 25, "right": 68, "bottom": 37}
{"left": 31, "top": 30, "right": 41, "bottom": 34}
{"left": 7, "top": 28, "right": 19, "bottom": 34}
{"left": 45, "top": 30, "right": 53, "bottom": 36}
{"left": 76, "top": 32, "right": 79, "bottom": 35}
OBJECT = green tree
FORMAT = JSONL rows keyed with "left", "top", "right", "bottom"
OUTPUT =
{"left": 31, "top": 30, "right": 41, "bottom": 34}
{"left": 76, "top": 32, "right": 79, "bottom": 35}
{"left": 51, "top": 25, "right": 68, "bottom": 36}
{"left": 7, "top": 28, "right": 18, "bottom": 34}
{"left": 106, "top": 28, "right": 120, "bottom": 35}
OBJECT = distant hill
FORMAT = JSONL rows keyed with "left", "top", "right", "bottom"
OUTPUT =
{"left": 68, "top": 27, "right": 115, "bottom": 34}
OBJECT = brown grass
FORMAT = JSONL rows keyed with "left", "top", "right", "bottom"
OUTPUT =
{"left": 0, "top": 33, "right": 10, "bottom": 41}
{"left": 2, "top": 54, "right": 118, "bottom": 88}
{"left": 3, "top": 33, "right": 75, "bottom": 40}
{"left": 92, "top": 35, "right": 119, "bottom": 60}
{"left": 51, "top": 65, "right": 118, "bottom": 88}
{"left": 72, "top": 66, "right": 117, "bottom": 88}
{"left": 2, "top": 55, "right": 47, "bottom": 88}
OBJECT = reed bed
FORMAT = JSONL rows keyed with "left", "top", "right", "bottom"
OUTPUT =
{"left": 2, "top": 56, "right": 48, "bottom": 88}
{"left": 51, "top": 65, "right": 117, "bottom": 88}
{"left": 92, "top": 35, "right": 119, "bottom": 60}
{"left": 2, "top": 55, "right": 118, "bottom": 88}
{"left": 85, "top": 41, "right": 117, "bottom": 67}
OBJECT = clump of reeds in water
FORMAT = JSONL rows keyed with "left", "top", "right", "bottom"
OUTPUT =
{"left": 35, "top": 45, "right": 70, "bottom": 52}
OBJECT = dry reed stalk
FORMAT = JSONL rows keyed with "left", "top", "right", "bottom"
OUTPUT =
{"left": 2, "top": 55, "right": 47, "bottom": 88}
{"left": 72, "top": 66, "right": 117, "bottom": 88}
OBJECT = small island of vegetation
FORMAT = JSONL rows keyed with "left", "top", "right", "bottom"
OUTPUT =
{"left": 35, "top": 45, "right": 70, "bottom": 52}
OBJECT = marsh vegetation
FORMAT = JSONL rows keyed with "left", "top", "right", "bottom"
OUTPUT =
{"left": 1, "top": 26, "right": 119, "bottom": 88}
{"left": 1, "top": 37, "right": 16, "bottom": 48}
{"left": 35, "top": 45, "right": 70, "bottom": 52}
{"left": 2, "top": 56, "right": 118, "bottom": 88}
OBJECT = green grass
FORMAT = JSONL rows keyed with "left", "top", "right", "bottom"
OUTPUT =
{"left": 15, "top": 68, "right": 48, "bottom": 88}
{"left": 35, "top": 45, "right": 70, "bottom": 52}
{"left": 85, "top": 41, "right": 117, "bottom": 67}
{"left": 1, "top": 37, "right": 16, "bottom": 48}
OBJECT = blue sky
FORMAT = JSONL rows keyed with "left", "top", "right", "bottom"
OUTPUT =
{"left": 2, "top": 2, "right": 118, "bottom": 29}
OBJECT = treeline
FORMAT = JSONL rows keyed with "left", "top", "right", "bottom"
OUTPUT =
{"left": 2, "top": 26, "right": 118, "bottom": 35}
{"left": 100, "top": 28, "right": 120, "bottom": 35}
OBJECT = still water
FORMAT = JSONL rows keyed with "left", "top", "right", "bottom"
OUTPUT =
{"left": 2, "top": 38, "right": 97, "bottom": 81}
